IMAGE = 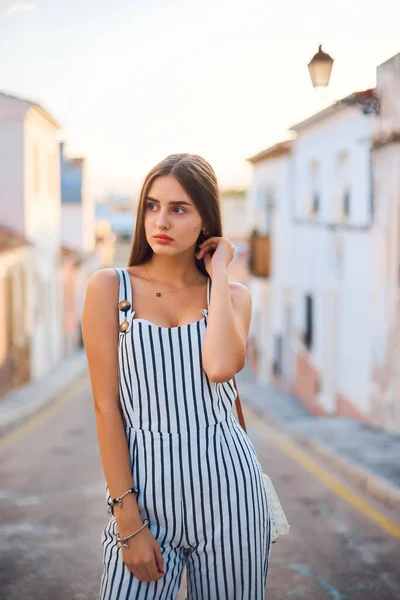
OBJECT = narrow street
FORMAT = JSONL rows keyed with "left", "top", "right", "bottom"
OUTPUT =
{"left": 0, "top": 373, "right": 399, "bottom": 599}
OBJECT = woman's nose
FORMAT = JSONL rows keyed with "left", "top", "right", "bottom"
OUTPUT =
{"left": 156, "top": 210, "right": 169, "bottom": 227}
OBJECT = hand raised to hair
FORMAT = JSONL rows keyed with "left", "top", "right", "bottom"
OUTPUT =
{"left": 195, "top": 236, "right": 235, "bottom": 278}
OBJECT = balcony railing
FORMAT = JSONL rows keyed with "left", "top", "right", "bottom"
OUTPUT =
{"left": 248, "top": 232, "right": 271, "bottom": 278}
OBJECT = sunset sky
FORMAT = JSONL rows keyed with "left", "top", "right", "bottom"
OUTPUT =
{"left": 0, "top": 0, "right": 398, "bottom": 200}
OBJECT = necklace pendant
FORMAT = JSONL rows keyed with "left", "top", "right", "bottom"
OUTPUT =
{"left": 156, "top": 292, "right": 161, "bottom": 297}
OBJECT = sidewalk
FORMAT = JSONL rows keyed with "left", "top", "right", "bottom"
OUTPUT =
{"left": 235, "top": 364, "right": 400, "bottom": 511}
{"left": 0, "top": 348, "right": 88, "bottom": 438}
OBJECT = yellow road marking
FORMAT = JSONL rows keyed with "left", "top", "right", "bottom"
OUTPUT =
{"left": 248, "top": 412, "right": 400, "bottom": 540}
{"left": 3, "top": 378, "right": 400, "bottom": 540}
{"left": 0, "top": 375, "right": 87, "bottom": 449}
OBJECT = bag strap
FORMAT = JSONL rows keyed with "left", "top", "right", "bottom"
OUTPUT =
{"left": 232, "top": 375, "right": 247, "bottom": 433}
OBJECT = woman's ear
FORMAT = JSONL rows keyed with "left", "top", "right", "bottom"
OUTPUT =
{"left": 196, "top": 228, "right": 206, "bottom": 248}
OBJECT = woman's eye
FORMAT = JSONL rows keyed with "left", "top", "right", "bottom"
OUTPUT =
{"left": 147, "top": 203, "right": 184, "bottom": 214}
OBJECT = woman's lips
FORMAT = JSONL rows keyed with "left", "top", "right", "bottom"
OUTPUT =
{"left": 154, "top": 237, "right": 173, "bottom": 243}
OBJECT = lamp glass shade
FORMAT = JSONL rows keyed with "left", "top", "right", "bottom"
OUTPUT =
{"left": 308, "top": 46, "right": 334, "bottom": 88}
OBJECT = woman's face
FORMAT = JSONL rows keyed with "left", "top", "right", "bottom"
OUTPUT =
{"left": 144, "top": 175, "right": 204, "bottom": 256}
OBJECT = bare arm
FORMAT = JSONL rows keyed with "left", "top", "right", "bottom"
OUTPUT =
{"left": 202, "top": 265, "right": 252, "bottom": 383}
{"left": 81, "top": 268, "right": 143, "bottom": 534}
{"left": 82, "top": 268, "right": 165, "bottom": 582}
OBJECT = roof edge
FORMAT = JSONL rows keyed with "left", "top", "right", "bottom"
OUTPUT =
{"left": 31, "top": 104, "right": 60, "bottom": 129}
{"left": 0, "top": 91, "right": 60, "bottom": 129}
{"left": 246, "top": 140, "right": 293, "bottom": 164}
{"left": 289, "top": 88, "right": 376, "bottom": 132}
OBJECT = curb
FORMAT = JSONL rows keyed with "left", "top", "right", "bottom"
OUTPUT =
{"left": 289, "top": 430, "right": 400, "bottom": 512}
{"left": 242, "top": 396, "right": 400, "bottom": 513}
{"left": 0, "top": 349, "right": 88, "bottom": 439}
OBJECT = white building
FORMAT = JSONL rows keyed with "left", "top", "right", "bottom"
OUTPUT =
{"left": 288, "top": 97, "right": 374, "bottom": 420}
{"left": 247, "top": 93, "right": 378, "bottom": 423}
{"left": 246, "top": 53, "right": 400, "bottom": 432}
{"left": 370, "top": 53, "right": 400, "bottom": 431}
{"left": 245, "top": 142, "right": 293, "bottom": 384}
{"left": 0, "top": 92, "right": 63, "bottom": 379}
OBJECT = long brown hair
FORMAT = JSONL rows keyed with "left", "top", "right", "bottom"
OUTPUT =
{"left": 127, "top": 153, "right": 223, "bottom": 277}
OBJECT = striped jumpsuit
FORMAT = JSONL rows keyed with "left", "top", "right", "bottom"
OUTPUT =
{"left": 100, "top": 267, "right": 271, "bottom": 599}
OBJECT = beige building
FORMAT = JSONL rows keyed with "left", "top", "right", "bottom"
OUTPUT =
{"left": 0, "top": 92, "right": 63, "bottom": 380}
{"left": 0, "top": 227, "right": 33, "bottom": 397}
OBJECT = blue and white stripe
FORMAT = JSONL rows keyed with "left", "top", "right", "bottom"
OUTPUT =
{"left": 99, "top": 267, "right": 271, "bottom": 599}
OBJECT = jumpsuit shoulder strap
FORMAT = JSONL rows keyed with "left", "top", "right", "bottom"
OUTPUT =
{"left": 113, "top": 268, "right": 133, "bottom": 325}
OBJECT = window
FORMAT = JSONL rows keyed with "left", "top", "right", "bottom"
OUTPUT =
{"left": 273, "top": 334, "right": 283, "bottom": 376}
{"left": 309, "top": 161, "right": 320, "bottom": 217}
{"left": 343, "top": 188, "right": 350, "bottom": 218}
{"left": 264, "top": 186, "right": 275, "bottom": 232}
{"left": 312, "top": 190, "right": 320, "bottom": 214}
{"left": 254, "top": 185, "right": 274, "bottom": 234}
{"left": 335, "top": 152, "right": 350, "bottom": 222}
{"left": 304, "top": 294, "right": 314, "bottom": 350}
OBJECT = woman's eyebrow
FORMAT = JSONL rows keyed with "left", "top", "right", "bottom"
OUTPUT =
{"left": 145, "top": 196, "right": 193, "bottom": 207}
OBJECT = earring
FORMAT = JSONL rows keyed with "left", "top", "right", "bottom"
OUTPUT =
{"left": 202, "top": 228, "right": 209, "bottom": 235}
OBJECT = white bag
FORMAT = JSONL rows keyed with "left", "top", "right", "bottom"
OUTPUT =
{"left": 262, "top": 472, "right": 290, "bottom": 543}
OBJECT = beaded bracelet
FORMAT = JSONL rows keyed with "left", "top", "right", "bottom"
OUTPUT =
{"left": 107, "top": 486, "right": 139, "bottom": 515}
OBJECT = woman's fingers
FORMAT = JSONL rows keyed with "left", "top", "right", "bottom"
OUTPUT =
{"left": 132, "top": 565, "right": 151, "bottom": 582}
{"left": 154, "top": 544, "right": 165, "bottom": 575}
{"left": 147, "top": 559, "right": 162, "bottom": 581}
{"left": 144, "top": 565, "right": 153, "bottom": 582}
{"left": 196, "top": 241, "right": 215, "bottom": 258}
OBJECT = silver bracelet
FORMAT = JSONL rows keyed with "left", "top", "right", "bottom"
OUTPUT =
{"left": 116, "top": 519, "right": 150, "bottom": 549}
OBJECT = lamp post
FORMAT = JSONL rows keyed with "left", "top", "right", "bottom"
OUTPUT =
{"left": 307, "top": 44, "right": 380, "bottom": 115}
{"left": 307, "top": 45, "right": 334, "bottom": 88}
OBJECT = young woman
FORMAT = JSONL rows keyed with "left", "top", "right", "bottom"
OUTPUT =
{"left": 82, "top": 153, "right": 271, "bottom": 599}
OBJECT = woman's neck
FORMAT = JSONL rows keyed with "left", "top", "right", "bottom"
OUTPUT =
{"left": 144, "top": 256, "right": 203, "bottom": 286}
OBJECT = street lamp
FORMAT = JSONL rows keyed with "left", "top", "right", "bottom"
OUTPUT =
{"left": 308, "top": 45, "right": 334, "bottom": 88}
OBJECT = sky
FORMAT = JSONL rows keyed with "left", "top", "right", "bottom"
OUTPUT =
{"left": 0, "top": 0, "right": 399, "bottom": 201}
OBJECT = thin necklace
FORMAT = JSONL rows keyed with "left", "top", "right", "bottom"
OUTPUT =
{"left": 143, "top": 263, "right": 202, "bottom": 297}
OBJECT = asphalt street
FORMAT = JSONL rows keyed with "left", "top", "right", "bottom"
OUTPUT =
{"left": 0, "top": 373, "right": 399, "bottom": 599}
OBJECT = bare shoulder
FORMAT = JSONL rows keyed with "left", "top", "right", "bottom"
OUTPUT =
{"left": 86, "top": 267, "right": 119, "bottom": 295}
{"left": 229, "top": 281, "right": 252, "bottom": 307}
{"left": 83, "top": 268, "right": 120, "bottom": 323}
